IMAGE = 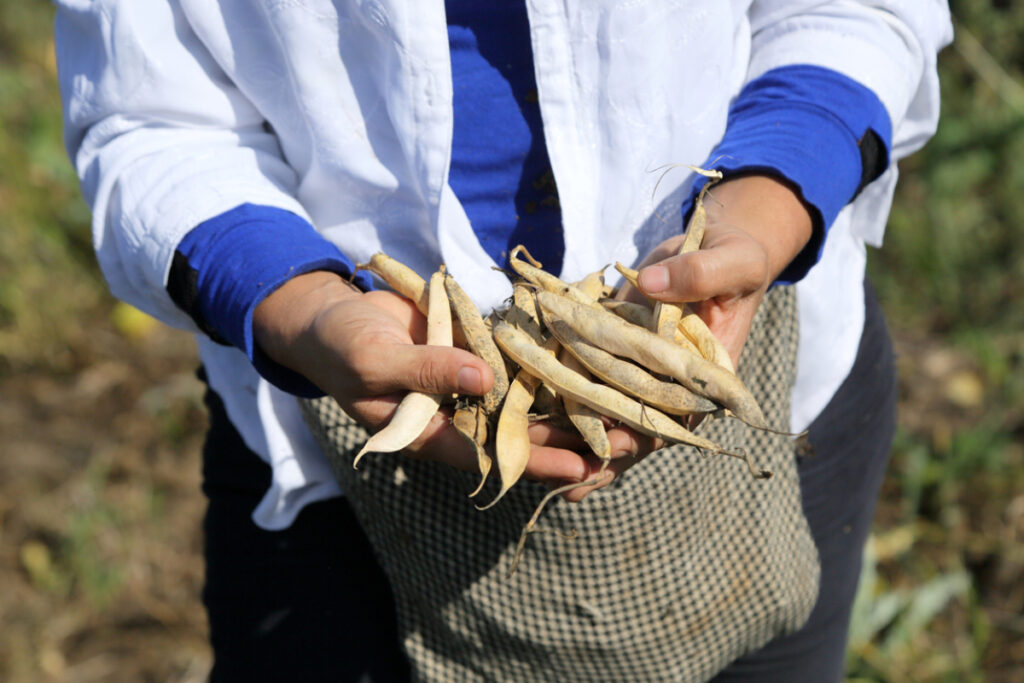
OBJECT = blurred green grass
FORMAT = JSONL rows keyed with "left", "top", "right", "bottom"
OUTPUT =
{"left": 0, "top": 1, "right": 1021, "bottom": 681}
{"left": 0, "top": 2, "right": 99, "bottom": 374}
{"left": 854, "top": 1, "right": 1024, "bottom": 677}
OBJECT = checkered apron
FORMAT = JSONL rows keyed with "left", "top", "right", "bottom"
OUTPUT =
{"left": 300, "top": 285, "right": 819, "bottom": 682}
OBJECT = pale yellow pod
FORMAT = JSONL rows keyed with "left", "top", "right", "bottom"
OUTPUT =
{"left": 534, "top": 291, "right": 767, "bottom": 429}
{"left": 353, "top": 391, "right": 443, "bottom": 469}
{"left": 444, "top": 273, "right": 509, "bottom": 414}
{"left": 653, "top": 300, "right": 683, "bottom": 340}
{"left": 678, "top": 308, "right": 735, "bottom": 374}
{"left": 545, "top": 318, "right": 716, "bottom": 417}
{"left": 492, "top": 322, "right": 724, "bottom": 451}
{"left": 427, "top": 268, "right": 454, "bottom": 346}
{"left": 357, "top": 253, "right": 468, "bottom": 347}
{"left": 614, "top": 263, "right": 733, "bottom": 373}
{"left": 601, "top": 299, "right": 654, "bottom": 328}
{"left": 559, "top": 271, "right": 614, "bottom": 465}
{"left": 477, "top": 370, "right": 538, "bottom": 510}
{"left": 575, "top": 268, "right": 607, "bottom": 300}
{"left": 506, "top": 284, "right": 544, "bottom": 342}
{"left": 453, "top": 403, "right": 492, "bottom": 498}
{"left": 679, "top": 180, "right": 713, "bottom": 255}
{"left": 508, "top": 245, "right": 598, "bottom": 308}
{"left": 352, "top": 268, "right": 451, "bottom": 468}
{"left": 360, "top": 252, "right": 429, "bottom": 315}
{"left": 558, "top": 346, "right": 612, "bottom": 464}
{"left": 601, "top": 300, "right": 701, "bottom": 357}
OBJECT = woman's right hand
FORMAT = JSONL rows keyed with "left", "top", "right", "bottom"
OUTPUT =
{"left": 251, "top": 270, "right": 604, "bottom": 488}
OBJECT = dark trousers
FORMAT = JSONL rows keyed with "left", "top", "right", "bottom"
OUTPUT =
{"left": 200, "top": 388, "right": 410, "bottom": 682}
{"left": 713, "top": 281, "right": 897, "bottom": 682}
{"left": 200, "top": 281, "right": 896, "bottom": 682}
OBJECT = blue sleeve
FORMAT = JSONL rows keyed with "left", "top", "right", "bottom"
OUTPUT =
{"left": 167, "top": 203, "right": 375, "bottom": 397}
{"left": 685, "top": 64, "right": 892, "bottom": 284}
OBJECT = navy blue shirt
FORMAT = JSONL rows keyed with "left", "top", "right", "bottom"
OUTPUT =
{"left": 446, "top": 0, "right": 565, "bottom": 274}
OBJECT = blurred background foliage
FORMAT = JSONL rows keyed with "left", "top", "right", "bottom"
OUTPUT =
{"left": 0, "top": 4, "right": 100, "bottom": 373}
{"left": 0, "top": 0, "right": 1021, "bottom": 680}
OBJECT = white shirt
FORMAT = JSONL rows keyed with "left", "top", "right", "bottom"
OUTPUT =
{"left": 56, "top": 0, "right": 952, "bottom": 529}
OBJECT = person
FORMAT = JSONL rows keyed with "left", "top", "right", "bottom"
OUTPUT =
{"left": 55, "top": 1, "right": 951, "bottom": 680}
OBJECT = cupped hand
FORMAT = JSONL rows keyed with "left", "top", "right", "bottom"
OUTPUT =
{"left": 578, "top": 175, "right": 814, "bottom": 485}
{"left": 621, "top": 174, "right": 813, "bottom": 368}
{"left": 252, "top": 270, "right": 618, "bottom": 492}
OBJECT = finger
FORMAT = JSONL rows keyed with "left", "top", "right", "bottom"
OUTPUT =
{"left": 688, "top": 296, "right": 761, "bottom": 368}
{"left": 636, "top": 235, "right": 767, "bottom": 303}
{"left": 556, "top": 451, "right": 640, "bottom": 502}
{"left": 526, "top": 420, "right": 587, "bottom": 451}
{"left": 559, "top": 459, "right": 630, "bottom": 501}
{"left": 346, "top": 394, "right": 405, "bottom": 432}
{"left": 558, "top": 425, "right": 667, "bottom": 502}
{"left": 611, "top": 234, "right": 683, "bottom": 303}
{"left": 607, "top": 424, "right": 662, "bottom": 459}
{"left": 522, "top": 445, "right": 590, "bottom": 484}
{"left": 404, "top": 419, "right": 481, "bottom": 471}
{"left": 353, "top": 344, "right": 495, "bottom": 397}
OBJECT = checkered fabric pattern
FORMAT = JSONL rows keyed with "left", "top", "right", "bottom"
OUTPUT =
{"left": 300, "top": 285, "right": 819, "bottom": 682}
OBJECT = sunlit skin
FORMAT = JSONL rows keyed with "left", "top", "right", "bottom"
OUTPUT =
{"left": 253, "top": 174, "right": 812, "bottom": 501}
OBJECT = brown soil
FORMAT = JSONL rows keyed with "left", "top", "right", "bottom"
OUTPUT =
{"left": 0, "top": 323, "right": 210, "bottom": 682}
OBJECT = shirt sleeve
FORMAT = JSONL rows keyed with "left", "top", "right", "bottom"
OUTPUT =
{"left": 685, "top": 64, "right": 892, "bottom": 284}
{"left": 55, "top": 1, "right": 315, "bottom": 331}
{"left": 682, "top": 0, "right": 952, "bottom": 284}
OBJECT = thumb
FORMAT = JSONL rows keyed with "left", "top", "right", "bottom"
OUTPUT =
{"left": 361, "top": 344, "right": 495, "bottom": 397}
{"left": 637, "top": 232, "right": 769, "bottom": 303}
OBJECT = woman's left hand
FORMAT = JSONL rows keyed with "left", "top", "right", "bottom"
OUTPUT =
{"left": 623, "top": 174, "right": 813, "bottom": 368}
{"left": 574, "top": 174, "right": 815, "bottom": 493}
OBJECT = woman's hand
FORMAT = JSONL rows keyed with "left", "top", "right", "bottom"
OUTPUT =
{"left": 252, "top": 270, "right": 626, "bottom": 494}
{"left": 592, "top": 175, "right": 814, "bottom": 479}
{"left": 623, "top": 174, "right": 813, "bottom": 368}
{"left": 520, "top": 175, "right": 816, "bottom": 500}
{"left": 515, "top": 175, "right": 816, "bottom": 499}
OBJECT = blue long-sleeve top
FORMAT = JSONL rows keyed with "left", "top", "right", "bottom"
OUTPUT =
{"left": 167, "top": 1, "right": 892, "bottom": 397}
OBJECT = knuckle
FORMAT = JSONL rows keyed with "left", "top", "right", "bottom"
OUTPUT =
{"left": 344, "top": 348, "right": 382, "bottom": 391}
{"left": 684, "top": 256, "right": 716, "bottom": 299}
{"left": 346, "top": 346, "right": 377, "bottom": 374}
{"left": 414, "top": 358, "right": 452, "bottom": 394}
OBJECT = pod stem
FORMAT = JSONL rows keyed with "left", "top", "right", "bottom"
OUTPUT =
{"left": 719, "top": 409, "right": 809, "bottom": 438}
{"left": 507, "top": 471, "right": 611, "bottom": 577}
{"left": 716, "top": 446, "right": 772, "bottom": 480}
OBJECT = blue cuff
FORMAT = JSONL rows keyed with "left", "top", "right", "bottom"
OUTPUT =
{"left": 685, "top": 64, "right": 892, "bottom": 284}
{"left": 173, "top": 203, "right": 374, "bottom": 397}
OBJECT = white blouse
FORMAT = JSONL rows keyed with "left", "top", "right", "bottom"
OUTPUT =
{"left": 56, "top": 0, "right": 952, "bottom": 529}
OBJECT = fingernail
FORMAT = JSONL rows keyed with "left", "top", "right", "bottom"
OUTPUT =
{"left": 639, "top": 266, "right": 669, "bottom": 293}
{"left": 457, "top": 366, "right": 484, "bottom": 394}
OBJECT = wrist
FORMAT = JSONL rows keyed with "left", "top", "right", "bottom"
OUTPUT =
{"left": 253, "top": 270, "right": 362, "bottom": 370}
{"left": 705, "top": 175, "right": 813, "bottom": 286}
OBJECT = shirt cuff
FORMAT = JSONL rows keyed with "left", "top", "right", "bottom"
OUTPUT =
{"left": 685, "top": 64, "right": 892, "bottom": 284}
{"left": 167, "top": 203, "right": 374, "bottom": 397}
